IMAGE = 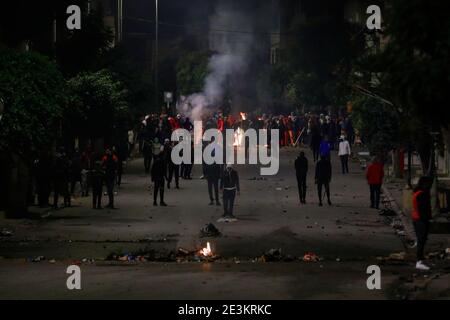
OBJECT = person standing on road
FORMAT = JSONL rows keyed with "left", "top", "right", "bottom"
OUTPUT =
{"left": 151, "top": 153, "right": 167, "bottom": 206}
{"left": 315, "top": 155, "right": 332, "bottom": 206}
{"left": 142, "top": 138, "right": 153, "bottom": 174}
{"left": 69, "top": 148, "right": 82, "bottom": 196}
{"left": 91, "top": 161, "right": 104, "bottom": 209}
{"left": 319, "top": 135, "right": 331, "bottom": 160}
{"left": 101, "top": 148, "right": 118, "bottom": 209}
{"left": 338, "top": 135, "right": 351, "bottom": 174}
{"left": 164, "top": 139, "right": 180, "bottom": 189}
{"left": 366, "top": 157, "right": 384, "bottom": 209}
{"left": 310, "top": 121, "right": 322, "bottom": 162}
{"left": 412, "top": 176, "right": 433, "bottom": 271}
{"left": 220, "top": 165, "right": 240, "bottom": 219}
{"left": 295, "top": 151, "right": 308, "bottom": 204}
{"left": 53, "top": 148, "right": 71, "bottom": 209}
{"left": 205, "top": 161, "right": 222, "bottom": 206}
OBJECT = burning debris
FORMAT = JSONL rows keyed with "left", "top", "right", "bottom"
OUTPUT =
{"left": 200, "top": 242, "right": 213, "bottom": 257}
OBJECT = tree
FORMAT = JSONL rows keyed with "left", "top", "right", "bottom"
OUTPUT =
{"left": 101, "top": 45, "right": 155, "bottom": 120}
{"left": 273, "top": 0, "right": 367, "bottom": 112}
{"left": 66, "top": 70, "right": 129, "bottom": 148}
{"left": 351, "top": 95, "right": 399, "bottom": 157}
{"left": 176, "top": 51, "right": 210, "bottom": 96}
{"left": 354, "top": 0, "right": 450, "bottom": 174}
{"left": 0, "top": 49, "right": 66, "bottom": 217}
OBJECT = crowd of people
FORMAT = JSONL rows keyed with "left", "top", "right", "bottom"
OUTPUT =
{"left": 28, "top": 108, "right": 432, "bottom": 270}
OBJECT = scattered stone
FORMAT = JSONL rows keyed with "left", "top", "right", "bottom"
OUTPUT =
{"left": 0, "top": 229, "right": 13, "bottom": 237}
{"left": 30, "top": 256, "right": 45, "bottom": 262}
{"left": 200, "top": 223, "right": 222, "bottom": 238}
{"left": 261, "top": 248, "right": 284, "bottom": 262}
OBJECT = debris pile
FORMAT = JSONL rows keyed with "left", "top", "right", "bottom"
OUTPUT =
{"left": 199, "top": 223, "right": 222, "bottom": 238}
{"left": 379, "top": 208, "right": 396, "bottom": 217}
{"left": 0, "top": 229, "right": 13, "bottom": 238}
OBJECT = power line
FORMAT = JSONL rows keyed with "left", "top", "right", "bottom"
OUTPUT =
{"left": 123, "top": 16, "right": 287, "bottom": 36}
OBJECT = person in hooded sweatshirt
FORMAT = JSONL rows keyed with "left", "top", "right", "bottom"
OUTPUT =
{"left": 315, "top": 155, "right": 332, "bottom": 206}
{"left": 411, "top": 176, "right": 433, "bottom": 271}
{"left": 295, "top": 151, "right": 308, "bottom": 204}
{"left": 220, "top": 164, "right": 240, "bottom": 219}
{"left": 151, "top": 151, "right": 167, "bottom": 206}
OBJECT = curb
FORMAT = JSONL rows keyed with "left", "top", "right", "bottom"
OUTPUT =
{"left": 381, "top": 185, "right": 415, "bottom": 243}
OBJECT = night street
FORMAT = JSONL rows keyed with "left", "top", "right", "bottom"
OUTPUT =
{"left": 1, "top": 148, "right": 448, "bottom": 299}
{"left": 1, "top": 0, "right": 450, "bottom": 307}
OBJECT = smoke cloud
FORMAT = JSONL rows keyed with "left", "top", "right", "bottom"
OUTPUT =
{"left": 178, "top": 1, "right": 256, "bottom": 120}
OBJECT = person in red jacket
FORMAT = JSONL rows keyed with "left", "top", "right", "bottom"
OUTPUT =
{"left": 366, "top": 157, "right": 384, "bottom": 209}
{"left": 412, "top": 176, "right": 433, "bottom": 270}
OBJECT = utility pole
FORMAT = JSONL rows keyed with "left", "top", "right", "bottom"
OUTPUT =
{"left": 117, "top": 0, "right": 123, "bottom": 42}
{"left": 155, "top": 0, "right": 159, "bottom": 112}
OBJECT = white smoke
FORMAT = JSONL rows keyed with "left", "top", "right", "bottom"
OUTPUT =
{"left": 177, "top": 2, "right": 254, "bottom": 121}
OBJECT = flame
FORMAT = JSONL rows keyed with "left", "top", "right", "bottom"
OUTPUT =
{"left": 200, "top": 242, "right": 212, "bottom": 257}
{"left": 234, "top": 127, "right": 244, "bottom": 146}
{"left": 240, "top": 112, "right": 247, "bottom": 121}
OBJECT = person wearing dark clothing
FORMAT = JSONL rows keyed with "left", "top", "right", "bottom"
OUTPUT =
{"left": 310, "top": 126, "right": 321, "bottom": 162}
{"left": 181, "top": 142, "right": 194, "bottom": 179}
{"left": 91, "top": 162, "right": 104, "bottom": 209}
{"left": 115, "top": 143, "right": 128, "bottom": 187}
{"left": 205, "top": 163, "right": 222, "bottom": 206}
{"left": 295, "top": 152, "right": 308, "bottom": 204}
{"left": 315, "top": 156, "right": 332, "bottom": 206}
{"left": 70, "top": 150, "right": 82, "bottom": 195}
{"left": 101, "top": 149, "right": 118, "bottom": 209}
{"left": 151, "top": 154, "right": 167, "bottom": 206}
{"left": 142, "top": 139, "right": 153, "bottom": 174}
{"left": 220, "top": 165, "right": 240, "bottom": 218}
{"left": 412, "top": 176, "right": 433, "bottom": 270}
{"left": 319, "top": 137, "right": 331, "bottom": 159}
{"left": 366, "top": 158, "right": 384, "bottom": 209}
{"left": 35, "top": 151, "right": 52, "bottom": 207}
{"left": 53, "top": 150, "right": 71, "bottom": 209}
{"left": 164, "top": 141, "right": 180, "bottom": 189}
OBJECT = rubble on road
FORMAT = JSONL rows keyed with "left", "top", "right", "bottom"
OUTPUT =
{"left": 258, "top": 248, "right": 295, "bottom": 262}
{"left": 377, "top": 251, "right": 409, "bottom": 264}
{"left": 199, "top": 223, "right": 222, "bottom": 238}
{"left": 427, "top": 249, "right": 450, "bottom": 260}
{"left": 248, "top": 177, "right": 267, "bottom": 181}
{"left": 29, "top": 256, "right": 45, "bottom": 262}
{"left": 0, "top": 229, "right": 13, "bottom": 237}
{"left": 379, "top": 208, "right": 396, "bottom": 217}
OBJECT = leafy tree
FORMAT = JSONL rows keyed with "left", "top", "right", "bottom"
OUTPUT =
{"left": 351, "top": 95, "right": 399, "bottom": 156}
{"left": 176, "top": 51, "right": 210, "bottom": 96}
{"left": 0, "top": 49, "right": 66, "bottom": 217}
{"left": 66, "top": 70, "right": 129, "bottom": 142}
{"left": 101, "top": 45, "right": 155, "bottom": 119}
{"left": 354, "top": 0, "right": 450, "bottom": 173}
{"left": 0, "top": 50, "right": 66, "bottom": 156}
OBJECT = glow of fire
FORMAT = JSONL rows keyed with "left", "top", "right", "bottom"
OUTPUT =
{"left": 240, "top": 112, "right": 247, "bottom": 121}
{"left": 234, "top": 127, "right": 243, "bottom": 147}
{"left": 200, "top": 242, "right": 212, "bottom": 257}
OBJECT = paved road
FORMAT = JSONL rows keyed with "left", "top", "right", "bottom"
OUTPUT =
{"left": 2, "top": 146, "right": 443, "bottom": 299}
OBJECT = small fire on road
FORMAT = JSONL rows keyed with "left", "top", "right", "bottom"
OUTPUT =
{"left": 200, "top": 242, "right": 212, "bottom": 257}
